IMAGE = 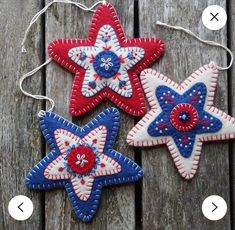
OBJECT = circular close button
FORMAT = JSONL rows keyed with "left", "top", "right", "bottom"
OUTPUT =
{"left": 202, "top": 5, "right": 227, "bottom": 30}
{"left": 202, "top": 195, "right": 227, "bottom": 221}
{"left": 8, "top": 195, "right": 34, "bottom": 221}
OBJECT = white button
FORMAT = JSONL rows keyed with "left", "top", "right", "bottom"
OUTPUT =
{"left": 8, "top": 195, "right": 34, "bottom": 221}
{"left": 202, "top": 195, "right": 227, "bottom": 221}
{"left": 202, "top": 5, "right": 227, "bottom": 30}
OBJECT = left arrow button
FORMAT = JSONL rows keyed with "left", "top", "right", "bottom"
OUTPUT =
{"left": 18, "top": 202, "right": 24, "bottom": 212}
{"left": 8, "top": 195, "right": 33, "bottom": 221}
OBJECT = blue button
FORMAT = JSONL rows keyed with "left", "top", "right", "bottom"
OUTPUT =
{"left": 93, "top": 50, "right": 120, "bottom": 78}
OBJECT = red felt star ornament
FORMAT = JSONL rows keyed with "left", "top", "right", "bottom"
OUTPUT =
{"left": 48, "top": 2, "right": 165, "bottom": 116}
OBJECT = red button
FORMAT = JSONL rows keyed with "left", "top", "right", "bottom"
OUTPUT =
{"left": 67, "top": 146, "right": 96, "bottom": 175}
{"left": 170, "top": 103, "right": 198, "bottom": 131}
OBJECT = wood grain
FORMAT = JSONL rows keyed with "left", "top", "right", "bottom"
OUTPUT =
{"left": 0, "top": 0, "right": 233, "bottom": 229}
{"left": 139, "top": 0, "right": 231, "bottom": 229}
{"left": 45, "top": 1, "right": 136, "bottom": 229}
{"left": 0, "top": 0, "right": 43, "bottom": 229}
{"left": 230, "top": 0, "right": 235, "bottom": 225}
{"left": 45, "top": 1, "right": 75, "bottom": 229}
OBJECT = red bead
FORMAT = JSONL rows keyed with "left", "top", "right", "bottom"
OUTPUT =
{"left": 58, "top": 167, "right": 64, "bottom": 172}
{"left": 100, "top": 163, "right": 105, "bottom": 168}
{"left": 81, "top": 179, "right": 85, "bottom": 185}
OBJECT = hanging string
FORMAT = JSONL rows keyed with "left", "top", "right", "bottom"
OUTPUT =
{"left": 21, "top": 0, "right": 107, "bottom": 53}
{"left": 20, "top": 0, "right": 106, "bottom": 115}
{"left": 157, "top": 21, "right": 233, "bottom": 71}
{"left": 19, "top": 58, "right": 54, "bottom": 113}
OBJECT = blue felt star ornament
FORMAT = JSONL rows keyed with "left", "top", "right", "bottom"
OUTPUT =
{"left": 26, "top": 108, "right": 143, "bottom": 221}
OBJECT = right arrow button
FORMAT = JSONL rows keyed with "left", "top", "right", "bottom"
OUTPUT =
{"left": 202, "top": 195, "right": 227, "bottom": 221}
{"left": 211, "top": 202, "right": 218, "bottom": 212}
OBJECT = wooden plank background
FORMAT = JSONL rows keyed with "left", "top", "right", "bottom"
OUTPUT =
{"left": 0, "top": 0, "right": 234, "bottom": 229}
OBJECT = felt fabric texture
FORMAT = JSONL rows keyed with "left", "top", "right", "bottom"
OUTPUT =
{"left": 127, "top": 64, "right": 235, "bottom": 180}
{"left": 48, "top": 2, "right": 164, "bottom": 117}
{"left": 25, "top": 108, "right": 143, "bottom": 222}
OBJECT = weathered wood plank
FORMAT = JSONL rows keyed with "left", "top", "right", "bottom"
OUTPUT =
{"left": 45, "top": 1, "right": 78, "bottom": 229}
{"left": 0, "top": 0, "right": 43, "bottom": 229}
{"left": 139, "top": 0, "right": 230, "bottom": 229}
{"left": 230, "top": 0, "right": 235, "bottom": 225}
{"left": 45, "top": 1, "right": 136, "bottom": 229}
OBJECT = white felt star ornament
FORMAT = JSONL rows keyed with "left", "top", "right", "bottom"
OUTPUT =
{"left": 127, "top": 64, "right": 235, "bottom": 179}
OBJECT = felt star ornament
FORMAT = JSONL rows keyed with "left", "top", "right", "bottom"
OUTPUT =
{"left": 127, "top": 64, "right": 235, "bottom": 179}
{"left": 48, "top": 2, "right": 164, "bottom": 116}
{"left": 25, "top": 108, "right": 143, "bottom": 222}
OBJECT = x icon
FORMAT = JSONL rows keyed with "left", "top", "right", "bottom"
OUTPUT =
{"left": 210, "top": 12, "right": 219, "bottom": 21}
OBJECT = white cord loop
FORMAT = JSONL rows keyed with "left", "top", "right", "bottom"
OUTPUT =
{"left": 19, "top": 58, "right": 54, "bottom": 113}
{"left": 38, "top": 110, "right": 46, "bottom": 118}
{"left": 157, "top": 21, "right": 233, "bottom": 71}
{"left": 21, "top": 0, "right": 106, "bottom": 53}
{"left": 20, "top": 0, "right": 107, "bottom": 115}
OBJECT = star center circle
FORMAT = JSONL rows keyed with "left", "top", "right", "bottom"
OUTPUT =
{"left": 67, "top": 146, "right": 96, "bottom": 175}
{"left": 170, "top": 103, "right": 199, "bottom": 131}
{"left": 93, "top": 50, "right": 120, "bottom": 78}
